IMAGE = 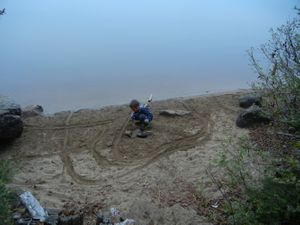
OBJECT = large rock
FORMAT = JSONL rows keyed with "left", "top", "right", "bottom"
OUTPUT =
{"left": 0, "top": 114, "right": 23, "bottom": 139}
{"left": 236, "top": 105, "right": 272, "bottom": 128}
{"left": 22, "top": 105, "right": 44, "bottom": 118}
{"left": 239, "top": 93, "right": 262, "bottom": 108}
{"left": 0, "top": 96, "right": 21, "bottom": 115}
{"left": 0, "top": 96, "right": 23, "bottom": 140}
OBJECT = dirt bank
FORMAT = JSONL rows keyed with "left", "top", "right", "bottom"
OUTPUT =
{"left": 0, "top": 90, "right": 249, "bottom": 225}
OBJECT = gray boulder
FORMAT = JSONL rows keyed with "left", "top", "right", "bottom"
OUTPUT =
{"left": 236, "top": 105, "right": 272, "bottom": 128}
{"left": 0, "top": 114, "right": 23, "bottom": 140}
{"left": 0, "top": 96, "right": 21, "bottom": 115}
{"left": 239, "top": 93, "right": 262, "bottom": 108}
{"left": 22, "top": 105, "right": 43, "bottom": 118}
{"left": 0, "top": 96, "right": 23, "bottom": 141}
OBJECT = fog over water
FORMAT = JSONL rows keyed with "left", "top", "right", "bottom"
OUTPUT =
{"left": 0, "top": 0, "right": 298, "bottom": 112}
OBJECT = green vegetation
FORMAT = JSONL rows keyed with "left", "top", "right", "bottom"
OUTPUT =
{"left": 199, "top": 10, "right": 300, "bottom": 225}
{"left": 216, "top": 140, "right": 300, "bottom": 225}
{"left": 0, "top": 160, "right": 15, "bottom": 225}
{"left": 249, "top": 14, "right": 300, "bottom": 132}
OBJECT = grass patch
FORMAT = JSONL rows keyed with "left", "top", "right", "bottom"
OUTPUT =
{"left": 0, "top": 160, "right": 15, "bottom": 225}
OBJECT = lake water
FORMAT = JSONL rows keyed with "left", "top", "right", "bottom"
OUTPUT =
{"left": 0, "top": 0, "right": 298, "bottom": 112}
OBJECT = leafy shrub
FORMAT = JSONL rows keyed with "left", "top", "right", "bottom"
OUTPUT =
{"left": 216, "top": 138, "right": 300, "bottom": 225}
{"left": 283, "top": 113, "right": 300, "bottom": 132}
{"left": 229, "top": 158, "right": 300, "bottom": 225}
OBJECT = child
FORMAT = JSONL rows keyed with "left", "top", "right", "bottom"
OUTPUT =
{"left": 129, "top": 99, "right": 153, "bottom": 137}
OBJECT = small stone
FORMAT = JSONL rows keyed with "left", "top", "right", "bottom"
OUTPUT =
{"left": 15, "top": 218, "right": 32, "bottom": 225}
{"left": 106, "top": 141, "right": 113, "bottom": 147}
{"left": 45, "top": 208, "right": 60, "bottom": 225}
{"left": 125, "top": 130, "right": 132, "bottom": 137}
{"left": 137, "top": 131, "right": 148, "bottom": 138}
{"left": 159, "top": 109, "right": 191, "bottom": 117}
{"left": 96, "top": 212, "right": 110, "bottom": 224}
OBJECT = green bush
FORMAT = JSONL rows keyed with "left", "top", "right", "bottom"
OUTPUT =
{"left": 216, "top": 139, "right": 300, "bottom": 225}
{"left": 228, "top": 158, "right": 300, "bottom": 225}
{"left": 283, "top": 113, "right": 300, "bottom": 132}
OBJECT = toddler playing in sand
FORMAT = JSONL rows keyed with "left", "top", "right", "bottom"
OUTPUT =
{"left": 129, "top": 99, "right": 153, "bottom": 137}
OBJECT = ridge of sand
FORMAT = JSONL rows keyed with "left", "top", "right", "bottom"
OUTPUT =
{"left": 0, "top": 90, "right": 250, "bottom": 225}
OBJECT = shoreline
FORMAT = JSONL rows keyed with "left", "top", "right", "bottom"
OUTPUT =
{"left": 46, "top": 88, "right": 252, "bottom": 116}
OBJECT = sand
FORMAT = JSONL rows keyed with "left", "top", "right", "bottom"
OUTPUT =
{"left": 0, "top": 90, "right": 250, "bottom": 225}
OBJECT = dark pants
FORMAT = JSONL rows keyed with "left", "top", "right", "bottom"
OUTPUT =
{"left": 134, "top": 114, "right": 151, "bottom": 131}
{"left": 135, "top": 121, "right": 150, "bottom": 131}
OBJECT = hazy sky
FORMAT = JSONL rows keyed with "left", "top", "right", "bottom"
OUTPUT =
{"left": 0, "top": 0, "right": 298, "bottom": 112}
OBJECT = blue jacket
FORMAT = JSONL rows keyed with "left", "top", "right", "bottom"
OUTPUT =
{"left": 131, "top": 104, "right": 153, "bottom": 122}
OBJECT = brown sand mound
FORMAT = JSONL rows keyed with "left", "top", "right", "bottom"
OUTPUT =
{"left": 0, "top": 91, "right": 249, "bottom": 225}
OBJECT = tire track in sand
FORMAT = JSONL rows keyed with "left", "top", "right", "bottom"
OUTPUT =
{"left": 90, "top": 128, "right": 111, "bottom": 167}
{"left": 59, "top": 111, "right": 99, "bottom": 185}
{"left": 24, "top": 119, "right": 113, "bottom": 130}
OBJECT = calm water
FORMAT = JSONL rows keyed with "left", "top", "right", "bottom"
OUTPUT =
{"left": 0, "top": 0, "right": 298, "bottom": 112}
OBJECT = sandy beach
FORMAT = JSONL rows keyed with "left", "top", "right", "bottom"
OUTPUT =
{"left": 0, "top": 90, "right": 250, "bottom": 225}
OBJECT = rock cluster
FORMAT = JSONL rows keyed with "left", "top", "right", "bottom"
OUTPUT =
{"left": 13, "top": 206, "right": 84, "bottom": 225}
{"left": 96, "top": 208, "right": 135, "bottom": 225}
{"left": 236, "top": 93, "right": 272, "bottom": 128}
